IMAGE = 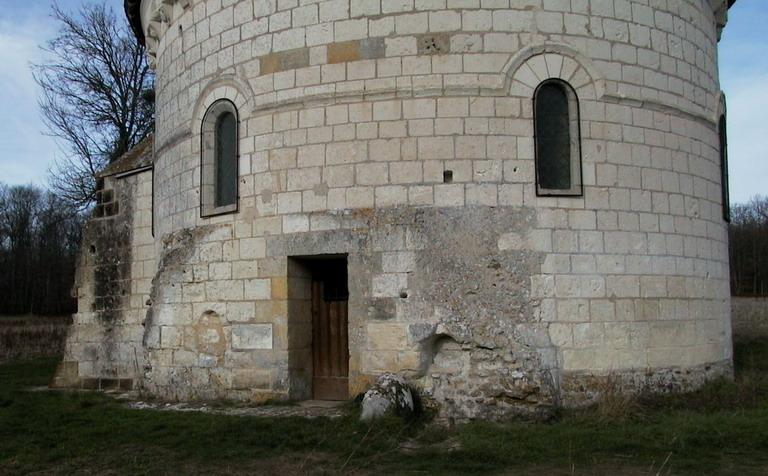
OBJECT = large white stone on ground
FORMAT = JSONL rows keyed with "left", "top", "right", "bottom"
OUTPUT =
{"left": 361, "top": 373, "right": 415, "bottom": 421}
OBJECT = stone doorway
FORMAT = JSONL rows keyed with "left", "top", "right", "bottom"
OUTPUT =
{"left": 287, "top": 255, "right": 349, "bottom": 401}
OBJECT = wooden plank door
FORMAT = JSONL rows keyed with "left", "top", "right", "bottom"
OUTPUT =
{"left": 311, "top": 279, "right": 349, "bottom": 400}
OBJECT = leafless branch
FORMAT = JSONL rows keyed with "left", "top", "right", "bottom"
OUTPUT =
{"left": 32, "top": 2, "right": 154, "bottom": 208}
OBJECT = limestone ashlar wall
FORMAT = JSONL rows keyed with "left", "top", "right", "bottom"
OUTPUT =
{"left": 138, "top": 0, "right": 732, "bottom": 414}
{"left": 54, "top": 170, "right": 155, "bottom": 389}
{"left": 149, "top": 0, "right": 724, "bottom": 151}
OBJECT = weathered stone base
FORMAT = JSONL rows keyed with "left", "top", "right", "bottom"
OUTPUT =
{"left": 560, "top": 359, "right": 734, "bottom": 407}
{"left": 50, "top": 360, "right": 136, "bottom": 391}
{"left": 64, "top": 202, "right": 735, "bottom": 421}
{"left": 134, "top": 206, "right": 561, "bottom": 414}
{"left": 418, "top": 337, "right": 558, "bottom": 422}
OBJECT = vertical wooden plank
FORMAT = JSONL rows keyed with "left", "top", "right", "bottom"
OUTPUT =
{"left": 320, "top": 283, "right": 329, "bottom": 378}
{"left": 311, "top": 280, "right": 320, "bottom": 380}
{"left": 329, "top": 301, "right": 339, "bottom": 377}
{"left": 340, "top": 302, "right": 348, "bottom": 376}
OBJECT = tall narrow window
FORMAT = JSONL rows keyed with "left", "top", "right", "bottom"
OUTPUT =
{"left": 534, "top": 79, "right": 582, "bottom": 196}
{"left": 719, "top": 115, "right": 730, "bottom": 222}
{"left": 201, "top": 100, "right": 238, "bottom": 216}
{"left": 215, "top": 112, "right": 237, "bottom": 207}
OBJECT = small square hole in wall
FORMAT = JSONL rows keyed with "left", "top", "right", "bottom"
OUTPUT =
{"left": 418, "top": 34, "right": 449, "bottom": 55}
{"left": 443, "top": 170, "right": 453, "bottom": 183}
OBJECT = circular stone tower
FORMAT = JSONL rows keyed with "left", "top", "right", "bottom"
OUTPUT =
{"left": 125, "top": 0, "right": 736, "bottom": 419}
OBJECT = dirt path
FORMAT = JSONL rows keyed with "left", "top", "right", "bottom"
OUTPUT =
{"left": 125, "top": 399, "right": 347, "bottom": 419}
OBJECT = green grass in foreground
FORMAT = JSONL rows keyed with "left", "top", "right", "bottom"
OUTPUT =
{"left": 1, "top": 340, "right": 768, "bottom": 475}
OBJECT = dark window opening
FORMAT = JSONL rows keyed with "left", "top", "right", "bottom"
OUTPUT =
{"left": 443, "top": 170, "right": 453, "bottom": 183}
{"left": 719, "top": 114, "right": 730, "bottom": 223}
{"left": 533, "top": 79, "right": 582, "bottom": 196}
{"left": 215, "top": 111, "right": 237, "bottom": 207}
{"left": 201, "top": 99, "right": 239, "bottom": 217}
{"left": 536, "top": 82, "right": 571, "bottom": 189}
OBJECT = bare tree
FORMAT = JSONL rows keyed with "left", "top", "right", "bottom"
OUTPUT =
{"left": 33, "top": 2, "right": 154, "bottom": 208}
{"left": 729, "top": 195, "right": 768, "bottom": 297}
{"left": 0, "top": 183, "right": 82, "bottom": 315}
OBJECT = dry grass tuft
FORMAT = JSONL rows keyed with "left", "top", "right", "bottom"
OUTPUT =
{"left": 0, "top": 315, "right": 71, "bottom": 362}
{"left": 593, "top": 375, "right": 642, "bottom": 423}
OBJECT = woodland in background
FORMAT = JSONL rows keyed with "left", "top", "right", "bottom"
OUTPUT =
{"left": 0, "top": 183, "right": 82, "bottom": 316}
{"left": 1, "top": 2, "right": 150, "bottom": 316}
{"left": 730, "top": 195, "right": 768, "bottom": 296}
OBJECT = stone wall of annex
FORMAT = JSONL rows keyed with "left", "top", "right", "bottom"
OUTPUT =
{"left": 54, "top": 168, "right": 156, "bottom": 390}
{"left": 117, "top": 0, "right": 734, "bottom": 418}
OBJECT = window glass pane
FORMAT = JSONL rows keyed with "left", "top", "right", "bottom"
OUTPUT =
{"left": 215, "top": 111, "right": 237, "bottom": 207}
{"left": 536, "top": 82, "right": 571, "bottom": 190}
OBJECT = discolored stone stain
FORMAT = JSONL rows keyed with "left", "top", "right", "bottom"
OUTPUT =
{"left": 53, "top": 166, "right": 153, "bottom": 392}
{"left": 559, "top": 361, "right": 734, "bottom": 407}
{"left": 369, "top": 207, "right": 557, "bottom": 419}
{"left": 79, "top": 178, "right": 137, "bottom": 379}
{"left": 90, "top": 179, "right": 134, "bottom": 324}
{"left": 327, "top": 40, "right": 361, "bottom": 64}
{"left": 194, "top": 311, "right": 227, "bottom": 365}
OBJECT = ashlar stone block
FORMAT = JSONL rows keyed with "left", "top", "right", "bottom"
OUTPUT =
{"left": 231, "top": 324, "right": 274, "bottom": 350}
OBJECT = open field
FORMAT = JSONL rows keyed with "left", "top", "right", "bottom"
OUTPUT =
{"left": 0, "top": 315, "right": 71, "bottom": 362}
{"left": 0, "top": 339, "right": 767, "bottom": 475}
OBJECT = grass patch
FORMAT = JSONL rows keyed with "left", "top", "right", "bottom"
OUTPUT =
{"left": 1, "top": 340, "right": 768, "bottom": 474}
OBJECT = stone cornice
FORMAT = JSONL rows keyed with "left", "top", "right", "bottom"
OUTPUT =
{"left": 125, "top": 0, "right": 191, "bottom": 66}
{"left": 125, "top": 0, "right": 738, "bottom": 55}
{"left": 712, "top": 0, "right": 737, "bottom": 40}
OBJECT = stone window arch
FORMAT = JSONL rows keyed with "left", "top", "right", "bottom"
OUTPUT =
{"left": 201, "top": 99, "right": 239, "bottom": 217}
{"left": 719, "top": 114, "right": 730, "bottom": 222}
{"left": 533, "top": 79, "right": 582, "bottom": 196}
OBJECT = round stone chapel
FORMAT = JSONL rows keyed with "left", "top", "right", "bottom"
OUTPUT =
{"left": 56, "top": 0, "right": 737, "bottom": 420}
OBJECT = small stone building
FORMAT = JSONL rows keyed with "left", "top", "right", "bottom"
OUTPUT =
{"left": 56, "top": 0, "right": 737, "bottom": 420}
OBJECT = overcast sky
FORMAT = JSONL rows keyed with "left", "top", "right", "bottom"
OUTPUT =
{"left": 0, "top": 0, "right": 764, "bottom": 204}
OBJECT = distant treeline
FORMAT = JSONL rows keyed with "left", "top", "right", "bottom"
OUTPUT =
{"left": 730, "top": 195, "right": 768, "bottom": 297}
{"left": 0, "top": 183, "right": 83, "bottom": 315}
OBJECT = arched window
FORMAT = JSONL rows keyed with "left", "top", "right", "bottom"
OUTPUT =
{"left": 201, "top": 100, "right": 238, "bottom": 216}
{"left": 533, "top": 79, "right": 582, "bottom": 196}
{"left": 719, "top": 114, "right": 730, "bottom": 222}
